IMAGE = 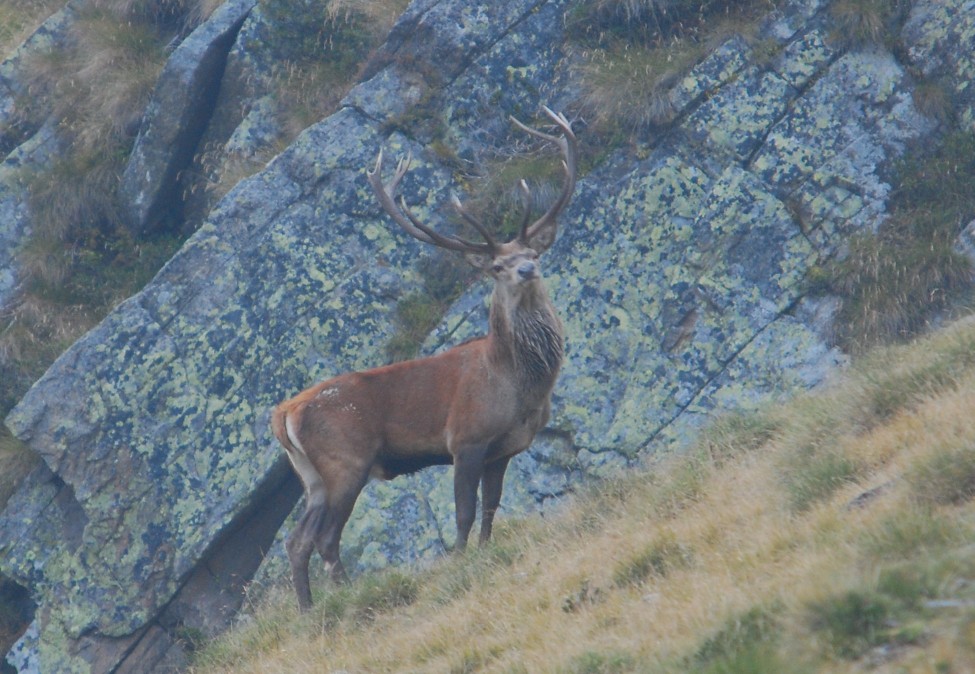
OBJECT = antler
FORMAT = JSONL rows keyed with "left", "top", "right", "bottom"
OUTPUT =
{"left": 366, "top": 150, "right": 495, "bottom": 255}
{"left": 509, "top": 106, "right": 578, "bottom": 245}
{"left": 367, "top": 108, "right": 576, "bottom": 256}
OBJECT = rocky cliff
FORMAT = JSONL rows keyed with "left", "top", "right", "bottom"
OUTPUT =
{"left": 1, "top": 0, "right": 973, "bottom": 671}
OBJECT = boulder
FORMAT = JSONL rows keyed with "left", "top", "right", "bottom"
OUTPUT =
{"left": 119, "top": 0, "right": 257, "bottom": 236}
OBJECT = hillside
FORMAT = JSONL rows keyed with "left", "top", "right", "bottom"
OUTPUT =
{"left": 192, "top": 317, "right": 975, "bottom": 673}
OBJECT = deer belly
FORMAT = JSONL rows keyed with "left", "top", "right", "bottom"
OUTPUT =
{"left": 370, "top": 451, "right": 453, "bottom": 480}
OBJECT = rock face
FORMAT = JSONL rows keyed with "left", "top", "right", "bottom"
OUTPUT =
{"left": 0, "top": 0, "right": 970, "bottom": 671}
{"left": 119, "top": 0, "right": 257, "bottom": 235}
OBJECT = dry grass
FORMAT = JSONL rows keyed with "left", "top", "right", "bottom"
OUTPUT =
{"left": 818, "top": 129, "right": 975, "bottom": 353}
{"left": 1, "top": 0, "right": 188, "bottom": 427}
{"left": 567, "top": 0, "right": 781, "bottom": 137}
{"left": 828, "top": 0, "right": 911, "bottom": 49}
{"left": 571, "top": 43, "right": 686, "bottom": 134}
{"left": 192, "top": 317, "right": 975, "bottom": 674}
{"left": 0, "top": 0, "right": 66, "bottom": 59}
{"left": 24, "top": 5, "right": 166, "bottom": 154}
{"left": 260, "top": 0, "right": 409, "bottom": 137}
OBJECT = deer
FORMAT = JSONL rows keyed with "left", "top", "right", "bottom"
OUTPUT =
{"left": 271, "top": 107, "right": 577, "bottom": 611}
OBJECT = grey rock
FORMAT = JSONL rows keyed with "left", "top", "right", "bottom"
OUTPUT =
{"left": 224, "top": 95, "right": 281, "bottom": 159}
{"left": 119, "top": 0, "right": 257, "bottom": 236}
{"left": 0, "top": 124, "right": 58, "bottom": 310}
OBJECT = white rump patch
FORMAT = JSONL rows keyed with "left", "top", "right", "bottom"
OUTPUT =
{"left": 284, "top": 413, "right": 325, "bottom": 504}
{"left": 285, "top": 415, "right": 306, "bottom": 456}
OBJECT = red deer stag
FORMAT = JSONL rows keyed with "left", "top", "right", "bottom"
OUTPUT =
{"left": 271, "top": 107, "right": 577, "bottom": 611}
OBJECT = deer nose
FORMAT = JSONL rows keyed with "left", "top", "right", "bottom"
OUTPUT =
{"left": 517, "top": 261, "right": 537, "bottom": 279}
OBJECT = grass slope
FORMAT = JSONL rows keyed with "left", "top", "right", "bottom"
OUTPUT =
{"left": 191, "top": 316, "right": 975, "bottom": 674}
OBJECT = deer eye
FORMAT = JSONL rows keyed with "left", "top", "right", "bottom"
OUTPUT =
{"left": 492, "top": 263, "right": 504, "bottom": 273}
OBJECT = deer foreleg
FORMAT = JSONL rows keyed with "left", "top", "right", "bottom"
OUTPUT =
{"left": 452, "top": 448, "right": 487, "bottom": 551}
{"left": 479, "top": 455, "right": 511, "bottom": 545}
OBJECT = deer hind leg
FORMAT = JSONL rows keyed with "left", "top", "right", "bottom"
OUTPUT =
{"left": 478, "top": 455, "right": 511, "bottom": 545}
{"left": 286, "top": 494, "right": 325, "bottom": 612}
{"left": 313, "top": 480, "right": 363, "bottom": 584}
{"left": 282, "top": 431, "right": 329, "bottom": 611}
{"left": 307, "top": 450, "right": 371, "bottom": 583}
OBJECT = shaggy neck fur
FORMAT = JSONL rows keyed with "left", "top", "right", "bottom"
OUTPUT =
{"left": 488, "top": 283, "right": 564, "bottom": 394}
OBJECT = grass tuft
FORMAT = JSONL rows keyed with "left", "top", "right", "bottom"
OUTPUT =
{"left": 259, "top": 0, "right": 408, "bottom": 138}
{"left": 819, "top": 129, "right": 975, "bottom": 352}
{"left": 566, "top": 0, "right": 782, "bottom": 138}
{"left": 570, "top": 42, "right": 685, "bottom": 134}
{"left": 385, "top": 254, "right": 472, "bottom": 362}
{"left": 560, "top": 651, "right": 636, "bottom": 674}
{"left": 612, "top": 533, "right": 693, "bottom": 587}
{"left": 828, "top": 0, "right": 911, "bottom": 49}
{"left": 908, "top": 443, "right": 975, "bottom": 506}
{"left": 783, "top": 446, "right": 862, "bottom": 512}
{"left": 691, "top": 604, "right": 782, "bottom": 668}
{"left": 317, "top": 569, "right": 419, "bottom": 628}
{"left": 698, "top": 410, "right": 781, "bottom": 463}
{"left": 0, "top": 0, "right": 68, "bottom": 64}
{"left": 862, "top": 506, "right": 960, "bottom": 561}
{"left": 807, "top": 589, "right": 892, "bottom": 659}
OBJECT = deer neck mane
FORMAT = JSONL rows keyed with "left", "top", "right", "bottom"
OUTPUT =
{"left": 487, "top": 283, "right": 564, "bottom": 394}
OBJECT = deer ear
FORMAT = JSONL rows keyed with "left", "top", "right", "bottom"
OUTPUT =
{"left": 524, "top": 220, "right": 558, "bottom": 255}
{"left": 463, "top": 251, "right": 493, "bottom": 270}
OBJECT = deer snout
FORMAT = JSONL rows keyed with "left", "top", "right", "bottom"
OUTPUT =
{"left": 517, "top": 261, "right": 538, "bottom": 280}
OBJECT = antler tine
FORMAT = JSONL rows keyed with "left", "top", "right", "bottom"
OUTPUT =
{"left": 509, "top": 107, "right": 578, "bottom": 244}
{"left": 367, "top": 148, "right": 493, "bottom": 255}
{"left": 401, "top": 196, "right": 493, "bottom": 252}
{"left": 451, "top": 195, "right": 498, "bottom": 250}
{"left": 389, "top": 152, "right": 411, "bottom": 193}
{"left": 517, "top": 179, "right": 533, "bottom": 242}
